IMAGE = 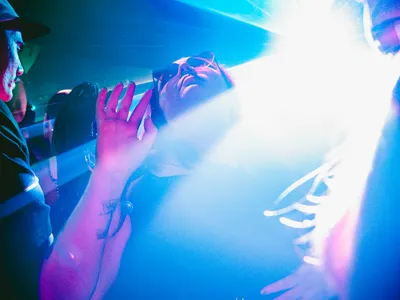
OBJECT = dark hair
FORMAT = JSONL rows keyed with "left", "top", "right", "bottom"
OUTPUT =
{"left": 45, "top": 92, "right": 69, "bottom": 121}
{"left": 50, "top": 82, "right": 99, "bottom": 235}
{"left": 52, "top": 82, "right": 99, "bottom": 155}
{"left": 19, "top": 102, "right": 35, "bottom": 127}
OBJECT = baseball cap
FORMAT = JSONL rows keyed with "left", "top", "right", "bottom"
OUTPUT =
{"left": 0, "top": 0, "right": 50, "bottom": 41}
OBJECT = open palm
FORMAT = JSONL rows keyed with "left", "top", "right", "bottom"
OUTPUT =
{"left": 96, "top": 82, "right": 157, "bottom": 180}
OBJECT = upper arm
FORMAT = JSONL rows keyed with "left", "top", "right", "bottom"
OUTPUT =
{"left": 0, "top": 102, "right": 52, "bottom": 298}
{"left": 0, "top": 101, "right": 44, "bottom": 213}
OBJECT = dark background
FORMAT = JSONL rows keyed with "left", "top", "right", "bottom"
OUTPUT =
{"left": 10, "top": 0, "right": 278, "bottom": 117}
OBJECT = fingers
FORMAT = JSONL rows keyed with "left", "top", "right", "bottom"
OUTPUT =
{"left": 129, "top": 89, "right": 153, "bottom": 127}
{"left": 305, "top": 195, "right": 325, "bottom": 204}
{"left": 100, "top": 82, "right": 137, "bottom": 120}
{"left": 118, "top": 82, "right": 136, "bottom": 121}
{"left": 292, "top": 203, "right": 319, "bottom": 215}
{"left": 303, "top": 256, "right": 322, "bottom": 266}
{"left": 106, "top": 83, "right": 123, "bottom": 118}
{"left": 260, "top": 273, "right": 298, "bottom": 295}
{"left": 96, "top": 88, "right": 108, "bottom": 121}
{"left": 279, "top": 217, "right": 316, "bottom": 229}
{"left": 293, "top": 232, "right": 313, "bottom": 246}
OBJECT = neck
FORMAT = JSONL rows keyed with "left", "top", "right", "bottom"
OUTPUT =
{"left": 147, "top": 151, "right": 193, "bottom": 177}
{"left": 146, "top": 135, "right": 204, "bottom": 177}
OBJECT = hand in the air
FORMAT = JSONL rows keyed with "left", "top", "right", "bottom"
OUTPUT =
{"left": 95, "top": 82, "right": 157, "bottom": 180}
{"left": 260, "top": 263, "right": 338, "bottom": 300}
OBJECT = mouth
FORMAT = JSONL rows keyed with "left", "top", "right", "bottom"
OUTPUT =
{"left": 178, "top": 74, "right": 203, "bottom": 90}
{"left": 8, "top": 80, "right": 16, "bottom": 89}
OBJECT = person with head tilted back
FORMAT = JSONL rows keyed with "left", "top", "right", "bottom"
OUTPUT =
{"left": 86, "top": 52, "right": 301, "bottom": 300}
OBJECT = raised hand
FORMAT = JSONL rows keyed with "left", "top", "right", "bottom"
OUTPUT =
{"left": 260, "top": 263, "right": 338, "bottom": 300}
{"left": 95, "top": 82, "right": 157, "bottom": 180}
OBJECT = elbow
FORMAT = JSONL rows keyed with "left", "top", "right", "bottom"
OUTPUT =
{"left": 39, "top": 251, "right": 95, "bottom": 300}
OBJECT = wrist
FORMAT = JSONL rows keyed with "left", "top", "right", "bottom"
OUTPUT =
{"left": 93, "top": 164, "right": 131, "bottom": 182}
{"left": 88, "top": 167, "right": 129, "bottom": 198}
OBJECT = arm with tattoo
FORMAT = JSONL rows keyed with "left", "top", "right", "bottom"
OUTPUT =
{"left": 39, "top": 170, "right": 127, "bottom": 300}
{"left": 96, "top": 199, "right": 119, "bottom": 240}
{"left": 39, "top": 83, "right": 157, "bottom": 300}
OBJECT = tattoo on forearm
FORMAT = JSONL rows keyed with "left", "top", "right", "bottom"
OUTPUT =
{"left": 99, "top": 200, "right": 119, "bottom": 216}
{"left": 96, "top": 199, "right": 119, "bottom": 240}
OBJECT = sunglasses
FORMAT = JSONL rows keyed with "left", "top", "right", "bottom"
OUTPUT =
{"left": 150, "top": 51, "right": 231, "bottom": 129}
{"left": 153, "top": 51, "right": 218, "bottom": 89}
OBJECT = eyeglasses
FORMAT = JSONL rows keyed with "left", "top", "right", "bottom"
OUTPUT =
{"left": 153, "top": 51, "right": 218, "bottom": 90}
{"left": 150, "top": 51, "right": 232, "bottom": 129}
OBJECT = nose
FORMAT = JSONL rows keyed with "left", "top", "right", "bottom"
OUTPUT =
{"left": 16, "top": 64, "right": 24, "bottom": 77}
{"left": 178, "top": 62, "right": 196, "bottom": 77}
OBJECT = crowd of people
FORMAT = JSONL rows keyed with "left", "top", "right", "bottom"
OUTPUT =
{"left": 1, "top": 0, "right": 400, "bottom": 299}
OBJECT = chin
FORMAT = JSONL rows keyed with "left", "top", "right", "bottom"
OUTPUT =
{"left": 0, "top": 91, "right": 12, "bottom": 102}
{"left": 179, "top": 85, "right": 201, "bottom": 99}
{"left": 181, "top": 86, "right": 221, "bottom": 108}
{"left": 0, "top": 82, "right": 13, "bottom": 101}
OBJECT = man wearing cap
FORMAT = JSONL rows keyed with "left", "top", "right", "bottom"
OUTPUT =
{"left": 0, "top": 2, "right": 158, "bottom": 299}
{"left": 0, "top": 0, "right": 52, "bottom": 299}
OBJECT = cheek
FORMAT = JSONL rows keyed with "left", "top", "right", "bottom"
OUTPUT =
{"left": 204, "top": 68, "right": 229, "bottom": 89}
{"left": 214, "top": 75, "right": 229, "bottom": 92}
{"left": 6, "top": 58, "right": 18, "bottom": 77}
{"left": 1, "top": 58, "right": 18, "bottom": 86}
{"left": 0, "top": 40, "right": 15, "bottom": 101}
